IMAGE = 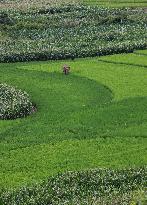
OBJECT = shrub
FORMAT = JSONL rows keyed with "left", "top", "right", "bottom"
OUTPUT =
{"left": 0, "top": 83, "right": 35, "bottom": 120}
{"left": 0, "top": 12, "right": 14, "bottom": 25}
{"left": 0, "top": 167, "right": 146, "bottom": 205}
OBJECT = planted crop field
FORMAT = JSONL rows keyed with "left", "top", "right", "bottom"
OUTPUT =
{"left": 0, "top": 1, "right": 147, "bottom": 205}
{"left": 0, "top": 6, "right": 146, "bottom": 62}
{"left": 0, "top": 51, "right": 147, "bottom": 204}
{"left": 1, "top": 0, "right": 147, "bottom": 9}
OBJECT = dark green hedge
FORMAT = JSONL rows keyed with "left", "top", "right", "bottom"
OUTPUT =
{"left": 0, "top": 6, "right": 146, "bottom": 63}
{"left": 0, "top": 167, "right": 146, "bottom": 205}
{"left": 0, "top": 41, "right": 146, "bottom": 63}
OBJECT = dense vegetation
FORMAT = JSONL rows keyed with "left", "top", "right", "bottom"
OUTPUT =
{"left": 1, "top": 167, "right": 146, "bottom": 205}
{"left": 0, "top": 52, "right": 147, "bottom": 190}
{"left": 0, "top": 83, "right": 35, "bottom": 120}
{"left": 1, "top": 0, "right": 147, "bottom": 9}
{"left": 0, "top": 6, "right": 146, "bottom": 62}
{"left": 0, "top": 0, "right": 147, "bottom": 204}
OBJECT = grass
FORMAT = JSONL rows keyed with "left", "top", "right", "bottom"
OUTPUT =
{"left": 1, "top": 0, "right": 147, "bottom": 9}
{"left": 134, "top": 49, "right": 147, "bottom": 55}
{"left": 0, "top": 1, "right": 147, "bottom": 203}
{"left": 98, "top": 52, "right": 147, "bottom": 67}
{"left": 82, "top": 0, "right": 147, "bottom": 7}
{"left": 0, "top": 51, "right": 147, "bottom": 189}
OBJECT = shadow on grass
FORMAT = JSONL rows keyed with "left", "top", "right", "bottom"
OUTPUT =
{"left": 0, "top": 66, "right": 147, "bottom": 150}
{"left": 98, "top": 59, "right": 147, "bottom": 68}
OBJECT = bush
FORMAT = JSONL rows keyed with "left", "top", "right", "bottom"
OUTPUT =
{"left": 0, "top": 83, "right": 35, "bottom": 119}
{"left": 0, "top": 12, "right": 14, "bottom": 25}
{"left": 0, "top": 167, "right": 146, "bottom": 205}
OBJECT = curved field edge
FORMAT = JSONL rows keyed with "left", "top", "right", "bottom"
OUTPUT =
{"left": 2, "top": 52, "right": 146, "bottom": 100}
{"left": 0, "top": 167, "right": 146, "bottom": 205}
{"left": 0, "top": 51, "right": 147, "bottom": 189}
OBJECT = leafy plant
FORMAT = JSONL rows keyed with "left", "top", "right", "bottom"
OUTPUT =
{"left": 0, "top": 12, "right": 14, "bottom": 25}
{"left": 0, "top": 83, "right": 35, "bottom": 119}
{"left": 0, "top": 167, "right": 146, "bottom": 205}
{"left": 0, "top": 6, "right": 146, "bottom": 62}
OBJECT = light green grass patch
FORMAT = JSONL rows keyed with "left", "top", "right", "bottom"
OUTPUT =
{"left": 1, "top": 137, "right": 147, "bottom": 188}
{"left": 82, "top": 0, "right": 147, "bottom": 7}
{"left": 0, "top": 51, "right": 147, "bottom": 189}
{"left": 134, "top": 49, "right": 147, "bottom": 55}
{"left": 16, "top": 53, "right": 147, "bottom": 100}
{"left": 98, "top": 53, "right": 147, "bottom": 67}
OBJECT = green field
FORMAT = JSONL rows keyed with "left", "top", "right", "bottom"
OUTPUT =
{"left": 0, "top": 51, "right": 147, "bottom": 189}
{"left": 0, "top": 0, "right": 147, "bottom": 203}
{"left": 83, "top": 0, "right": 147, "bottom": 7}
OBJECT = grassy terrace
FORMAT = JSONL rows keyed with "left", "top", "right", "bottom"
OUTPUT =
{"left": 83, "top": 0, "right": 147, "bottom": 7}
{"left": 0, "top": 51, "right": 147, "bottom": 189}
{"left": 0, "top": 1, "right": 147, "bottom": 204}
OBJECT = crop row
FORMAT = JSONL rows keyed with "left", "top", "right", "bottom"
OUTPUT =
{"left": 0, "top": 5, "right": 146, "bottom": 62}
{"left": 0, "top": 167, "right": 146, "bottom": 205}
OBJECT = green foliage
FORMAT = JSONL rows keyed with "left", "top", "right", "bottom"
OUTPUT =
{"left": 0, "top": 1, "right": 147, "bottom": 204}
{"left": 0, "top": 11, "right": 14, "bottom": 25}
{"left": 0, "top": 6, "right": 146, "bottom": 62}
{"left": 0, "top": 52, "right": 147, "bottom": 189}
{"left": 0, "top": 83, "right": 35, "bottom": 119}
{"left": 1, "top": 0, "right": 147, "bottom": 10}
{"left": 0, "top": 167, "right": 146, "bottom": 205}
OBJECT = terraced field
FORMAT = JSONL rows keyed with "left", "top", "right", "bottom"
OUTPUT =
{"left": 1, "top": 0, "right": 147, "bottom": 9}
{"left": 0, "top": 51, "right": 147, "bottom": 190}
{"left": 83, "top": 0, "right": 147, "bottom": 7}
{"left": 0, "top": 1, "right": 147, "bottom": 204}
